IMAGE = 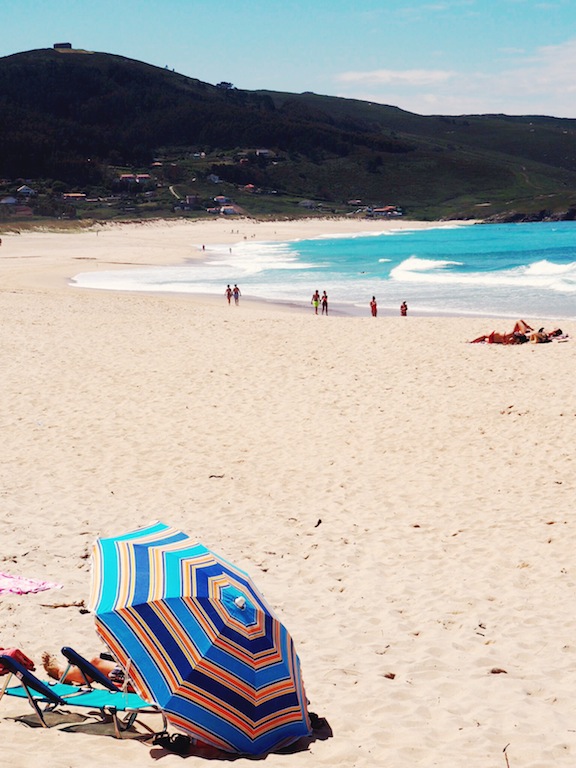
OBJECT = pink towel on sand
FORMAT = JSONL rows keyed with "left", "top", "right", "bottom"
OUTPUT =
{"left": 0, "top": 572, "right": 62, "bottom": 595}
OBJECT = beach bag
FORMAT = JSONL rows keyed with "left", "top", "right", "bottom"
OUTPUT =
{"left": 0, "top": 647, "right": 35, "bottom": 675}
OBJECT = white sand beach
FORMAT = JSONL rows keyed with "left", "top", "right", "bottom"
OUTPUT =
{"left": 0, "top": 217, "right": 575, "bottom": 767}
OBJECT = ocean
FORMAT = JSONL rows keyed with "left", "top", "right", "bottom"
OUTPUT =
{"left": 72, "top": 221, "right": 576, "bottom": 319}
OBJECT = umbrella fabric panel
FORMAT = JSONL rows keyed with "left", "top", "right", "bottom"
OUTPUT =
{"left": 167, "top": 693, "right": 310, "bottom": 755}
{"left": 176, "top": 628, "right": 307, "bottom": 718}
{"left": 89, "top": 522, "right": 190, "bottom": 612}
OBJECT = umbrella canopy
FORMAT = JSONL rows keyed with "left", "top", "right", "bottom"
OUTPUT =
{"left": 88, "top": 521, "right": 311, "bottom": 754}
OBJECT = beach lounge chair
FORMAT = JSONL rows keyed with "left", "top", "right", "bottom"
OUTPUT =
{"left": 0, "top": 650, "right": 165, "bottom": 738}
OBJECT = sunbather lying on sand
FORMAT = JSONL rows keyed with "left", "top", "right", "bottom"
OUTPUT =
{"left": 529, "top": 327, "right": 567, "bottom": 343}
{"left": 470, "top": 320, "right": 533, "bottom": 345}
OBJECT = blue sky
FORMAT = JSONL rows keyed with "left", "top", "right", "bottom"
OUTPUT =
{"left": 3, "top": 0, "right": 576, "bottom": 118}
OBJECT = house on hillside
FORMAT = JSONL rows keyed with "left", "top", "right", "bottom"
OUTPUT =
{"left": 368, "top": 205, "right": 402, "bottom": 217}
{"left": 17, "top": 185, "right": 36, "bottom": 197}
{"left": 54, "top": 42, "right": 72, "bottom": 50}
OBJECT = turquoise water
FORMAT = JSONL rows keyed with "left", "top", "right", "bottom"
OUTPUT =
{"left": 72, "top": 221, "right": 576, "bottom": 319}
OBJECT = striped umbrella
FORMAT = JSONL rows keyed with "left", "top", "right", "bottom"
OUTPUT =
{"left": 88, "top": 521, "right": 311, "bottom": 755}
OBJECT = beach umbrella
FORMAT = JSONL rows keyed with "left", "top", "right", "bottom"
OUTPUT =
{"left": 88, "top": 521, "right": 311, "bottom": 755}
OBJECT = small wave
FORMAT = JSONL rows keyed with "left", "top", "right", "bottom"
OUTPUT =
{"left": 390, "top": 256, "right": 463, "bottom": 276}
{"left": 523, "top": 259, "right": 576, "bottom": 277}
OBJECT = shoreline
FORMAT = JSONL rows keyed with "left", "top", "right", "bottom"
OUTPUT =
{"left": 1, "top": 216, "right": 572, "bottom": 321}
{"left": 2, "top": 215, "right": 495, "bottom": 320}
{"left": 0, "top": 215, "right": 474, "bottom": 293}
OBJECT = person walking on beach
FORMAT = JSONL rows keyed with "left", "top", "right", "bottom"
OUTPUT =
{"left": 225, "top": 285, "right": 232, "bottom": 304}
{"left": 400, "top": 301, "right": 408, "bottom": 316}
{"left": 233, "top": 284, "right": 241, "bottom": 305}
{"left": 321, "top": 291, "right": 328, "bottom": 315}
{"left": 370, "top": 296, "right": 377, "bottom": 317}
{"left": 311, "top": 290, "right": 320, "bottom": 315}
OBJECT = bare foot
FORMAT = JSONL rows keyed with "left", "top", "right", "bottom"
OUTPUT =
{"left": 41, "top": 651, "right": 62, "bottom": 681}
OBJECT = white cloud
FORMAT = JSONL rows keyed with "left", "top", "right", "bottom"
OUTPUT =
{"left": 337, "top": 69, "right": 455, "bottom": 87}
{"left": 522, "top": 38, "right": 576, "bottom": 81}
{"left": 392, "top": 0, "right": 478, "bottom": 20}
{"left": 487, "top": 38, "right": 576, "bottom": 106}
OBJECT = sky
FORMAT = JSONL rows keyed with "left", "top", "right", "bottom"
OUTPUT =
{"left": 3, "top": 0, "right": 576, "bottom": 118}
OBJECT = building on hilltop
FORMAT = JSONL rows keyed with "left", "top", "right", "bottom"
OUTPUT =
{"left": 54, "top": 43, "right": 72, "bottom": 49}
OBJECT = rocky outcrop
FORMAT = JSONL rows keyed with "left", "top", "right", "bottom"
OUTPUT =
{"left": 483, "top": 208, "right": 576, "bottom": 223}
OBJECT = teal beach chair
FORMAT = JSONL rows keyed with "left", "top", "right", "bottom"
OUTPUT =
{"left": 0, "top": 651, "right": 165, "bottom": 738}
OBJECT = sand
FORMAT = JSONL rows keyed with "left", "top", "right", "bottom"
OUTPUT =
{"left": 0, "top": 217, "right": 575, "bottom": 767}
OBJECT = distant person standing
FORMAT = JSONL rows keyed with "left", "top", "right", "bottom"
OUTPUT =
{"left": 311, "top": 290, "right": 320, "bottom": 315}
{"left": 233, "top": 284, "right": 241, "bottom": 305}
{"left": 370, "top": 296, "right": 377, "bottom": 317}
{"left": 400, "top": 301, "right": 408, "bottom": 316}
{"left": 321, "top": 291, "right": 328, "bottom": 315}
{"left": 225, "top": 284, "right": 232, "bottom": 304}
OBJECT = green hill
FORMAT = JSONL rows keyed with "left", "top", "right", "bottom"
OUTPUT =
{"left": 1, "top": 47, "right": 576, "bottom": 221}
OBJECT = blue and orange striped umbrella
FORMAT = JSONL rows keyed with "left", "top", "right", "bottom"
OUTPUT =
{"left": 88, "top": 521, "right": 311, "bottom": 755}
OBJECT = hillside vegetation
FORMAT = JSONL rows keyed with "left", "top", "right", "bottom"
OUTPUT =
{"left": 2, "top": 47, "right": 576, "bottom": 222}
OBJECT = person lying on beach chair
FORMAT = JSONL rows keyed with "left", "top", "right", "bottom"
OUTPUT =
{"left": 470, "top": 319, "right": 533, "bottom": 344}
{"left": 42, "top": 647, "right": 133, "bottom": 691}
